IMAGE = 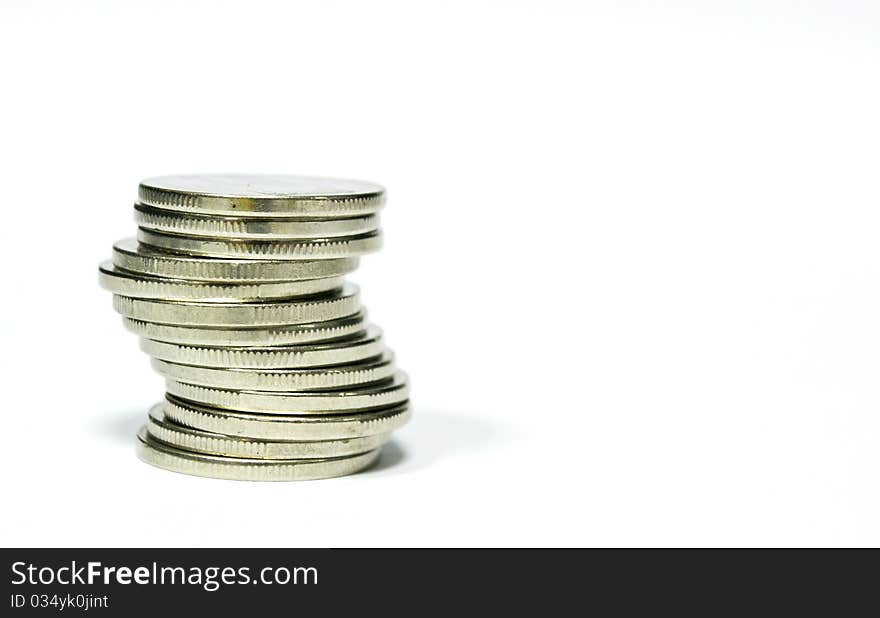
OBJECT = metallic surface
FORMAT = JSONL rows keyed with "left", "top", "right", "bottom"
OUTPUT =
{"left": 163, "top": 396, "right": 412, "bottom": 441}
{"left": 112, "top": 238, "right": 358, "bottom": 282}
{"left": 100, "top": 174, "right": 410, "bottom": 481}
{"left": 151, "top": 352, "right": 395, "bottom": 391}
{"left": 140, "top": 326, "right": 384, "bottom": 368}
{"left": 165, "top": 371, "right": 409, "bottom": 414}
{"left": 146, "top": 405, "right": 389, "bottom": 459}
{"left": 135, "top": 204, "right": 380, "bottom": 239}
{"left": 138, "top": 174, "right": 385, "bottom": 218}
{"left": 121, "top": 311, "right": 367, "bottom": 346}
{"left": 112, "top": 283, "right": 360, "bottom": 326}
{"left": 138, "top": 228, "right": 383, "bottom": 260}
{"left": 99, "top": 262, "right": 343, "bottom": 301}
{"left": 137, "top": 428, "right": 381, "bottom": 481}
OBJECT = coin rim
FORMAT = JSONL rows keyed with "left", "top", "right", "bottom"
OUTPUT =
{"left": 137, "top": 428, "right": 381, "bottom": 481}
{"left": 112, "top": 238, "right": 359, "bottom": 282}
{"left": 139, "top": 325, "right": 383, "bottom": 368}
{"left": 134, "top": 204, "right": 380, "bottom": 239}
{"left": 121, "top": 310, "right": 367, "bottom": 346}
{"left": 151, "top": 351, "right": 395, "bottom": 391}
{"left": 137, "top": 228, "right": 383, "bottom": 260}
{"left": 146, "top": 405, "right": 391, "bottom": 459}
{"left": 99, "top": 262, "right": 343, "bottom": 301}
{"left": 165, "top": 371, "right": 409, "bottom": 414}
{"left": 163, "top": 396, "right": 411, "bottom": 440}
{"left": 112, "top": 282, "right": 360, "bottom": 326}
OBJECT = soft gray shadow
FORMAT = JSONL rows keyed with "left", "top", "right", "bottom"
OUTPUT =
{"left": 94, "top": 407, "right": 506, "bottom": 478}
{"left": 368, "top": 440, "right": 406, "bottom": 472}
{"left": 363, "top": 408, "right": 508, "bottom": 476}
{"left": 92, "top": 409, "right": 145, "bottom": 445}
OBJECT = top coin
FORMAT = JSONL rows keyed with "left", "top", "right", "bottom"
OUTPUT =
{"left": 138, "top": 174, "right": 385, "bottom": 218}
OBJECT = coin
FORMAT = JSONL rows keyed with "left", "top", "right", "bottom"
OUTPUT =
{"left": 99, "top": 262, "right": 343, "bottom": 301}
{"left": 163, "top": 396, "right": 411, "bottom": 441}
{"left": 138, "top": 228, "right": 383, "bottom": 260}
{"left": 112, "top": 283, "right": 360, "bottom": 326}
{"left": 166, "top": 371, "right": 409, "bottom": 414}
{"left": 101, "top": 174, "right": 410, "bottom": 481}
{"left": 137, "top": 427, "right": 381, "bottom": 481}
{"left": 135, "top": 204, "right": 380, "bottom": 239}
{"left": 138, "top": 174, "right": 385, "bottom": 218}
{"left": 140, "top": 326, "right": 384, "bottom": 368}
{"left": 151, "top": 352, "right": 395, "bottom": 391}
{"left": 113, "top": 238, "right": 358, "bottom": 283}
{"left": 146, "top": 405, "right": 390, "bottom": 459}
{"left": 121, "top": 311, "right": 367, "bottom": 346}
{"left": 112, "top": 238, "right": 359, "bottom": 282}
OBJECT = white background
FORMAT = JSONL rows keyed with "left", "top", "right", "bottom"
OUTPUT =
{"left": 1, "top": 0, "right": 878, "bottom": 547}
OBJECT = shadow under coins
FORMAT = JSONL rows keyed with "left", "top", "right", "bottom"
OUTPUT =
{"left": 94, "top": 407, "right": 504, "bottom": 477}
{"left": 363, "top": 409, "right": 504, "bottom": 476}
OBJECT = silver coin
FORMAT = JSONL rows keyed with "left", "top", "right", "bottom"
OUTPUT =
{"left": 140, "top": 326, "right": 384, "bottom": 368}
{"left": 100, "top": 174, "right": 411, "bottom": 480}
{"left": 112, "top": 283, "right": 360, "bottom": 326}
{"left": 121, "top": 311, "right": 367, "bottom": 346}
{"left": 112, "top": 238, "right": 359, "bottom": 282}
{"left": 138, "top": 228, "right": 382, "bottom": 261}
{"left": 135, "top": 204, "right": 380, "bottom": 239}
{"left": 146, "top": 404, "right": 390, "bottom": 459}
{"left": 163, "top": 396, "right": 411, "bottom": 441}
{"left": 136, "top": 427, "right": 381, "bottom": 481}
{"left": 99, "top": 262, "right": 343, "bottom": 301}
{"left": 166, "top": 371, "right": 409, "bottom": 414}
{"left": 138, "top": 174, "right": 385, "bottom": 218}
{"left": 151, "top": 352, "right": 395, "bottom": 391}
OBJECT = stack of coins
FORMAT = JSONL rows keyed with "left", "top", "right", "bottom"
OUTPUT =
{"left": 98, "top": 174, "right": 410, "bottom": 481}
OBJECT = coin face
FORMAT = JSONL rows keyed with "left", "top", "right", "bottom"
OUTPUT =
{"left": 138, "top": 174, "right": 385, "bottom": 217}
{"left": 140, "top": 174, "right": 385, "bottom": 200}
